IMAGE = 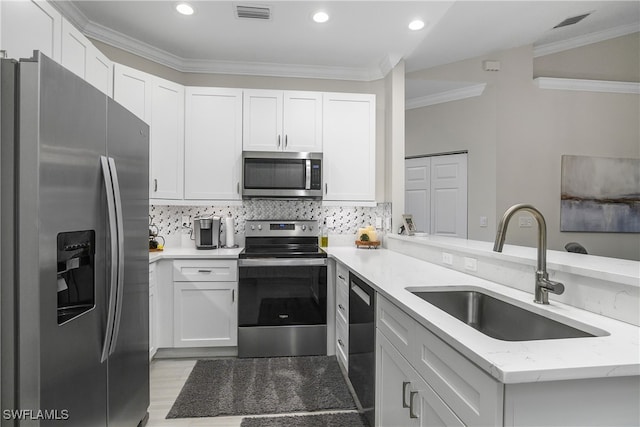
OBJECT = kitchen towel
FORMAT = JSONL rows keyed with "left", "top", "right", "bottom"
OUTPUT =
{"left": 166, "top": 355, "right": 356, "bottom": 418}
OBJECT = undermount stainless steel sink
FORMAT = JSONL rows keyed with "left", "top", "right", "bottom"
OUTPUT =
{"left": 411, "top": 289, "right": 598, "bottom": 341}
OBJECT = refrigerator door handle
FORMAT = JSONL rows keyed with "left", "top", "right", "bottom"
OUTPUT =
{"left": 108, "top": 157, "right": 125, "bottom": 356}
{"left": 100, "top": 156, "right": 118, "bottom": 363}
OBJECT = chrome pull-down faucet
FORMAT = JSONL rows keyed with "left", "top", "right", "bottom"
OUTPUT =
{"left": 493, "top": 204, "right": 565, "bottom": 304}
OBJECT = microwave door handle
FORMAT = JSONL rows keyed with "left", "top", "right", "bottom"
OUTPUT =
{"left": 305, "top": 160, "right": 311, "bottom": 190}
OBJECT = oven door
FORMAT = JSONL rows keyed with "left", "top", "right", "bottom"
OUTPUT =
{"left": 238, "top": 258, "right": 327, "bottom": 357}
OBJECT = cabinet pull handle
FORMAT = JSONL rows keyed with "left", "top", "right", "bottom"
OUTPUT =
{"left": 232, "top": 289, "right": 235, "bottom": 303}
{"left": 237, "top": 182, "right": 240, "bottom": 194}
{"left": 154, "top": 179, "right": 158, "bottom": 192}
{"left": 402, "top": 381, "right": 411, "bottom": 408}
{"left": 325, "top": 183, "right": 328, "bottom": 194}
{"left": 277, "top": 135, "right": 281, "bottom": 147}
{"left": 198, "top": 269, "right": 212, "bottom": 273}
{"left": 338, "top": 274, "right": 345, "bottom": 280}
{"left": 338, "top": 303, "right": 345, "bottom": 311}
{"left": 285, "top": 134, "right": 288, "bottom": 148}
{"left": 338, "top": 339, "right": 344, "bottom": 347}
{"left": 409, "top": 391, "right": 419, "bottom": 419}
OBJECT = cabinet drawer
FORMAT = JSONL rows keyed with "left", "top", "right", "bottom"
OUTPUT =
{"left": 173, "top": 259, "right": 237, "bottom": 282}
{"left": 412, "top": 325, "right": 503, "bottom": 426}
{"left": 336, "top": 262, "right": 349, "bottom": 289}
{"left": 377, "top": 295, "right": 416, "bottom": 358}
{"left": 336, "top": 316, "right": 349, "bottom": 371}
{"left": 336, "top": 280, "right": 349, "bottom": 324}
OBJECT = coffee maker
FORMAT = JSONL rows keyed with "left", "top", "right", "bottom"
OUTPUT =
{"left": 194, "top": 215, "right": 221, "bottom": 249}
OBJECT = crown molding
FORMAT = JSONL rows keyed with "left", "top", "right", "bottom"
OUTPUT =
{"left": 533, "top": 23, "right": 639, "bottom": 58}
{"left": 78, "top": 14, "right": 384, "bottom": 81}
{"left": 49, "top": 1, "right": 89, "bottom": 30}
{"left": 534, "top": 77, "right": 640, "bottom": 94}
{"left": 405, "top": 83, "right": 487, "bottom": 110}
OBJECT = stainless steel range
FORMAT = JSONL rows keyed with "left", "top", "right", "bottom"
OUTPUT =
{"left": 238, "top": 220, "right": 327, "bottom": 358}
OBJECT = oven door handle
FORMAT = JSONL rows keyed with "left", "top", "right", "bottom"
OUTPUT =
{"left": 238, "top": 258, "right": 327, "bottom": 267}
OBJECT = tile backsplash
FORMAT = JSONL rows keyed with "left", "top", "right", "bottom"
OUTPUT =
{"left": 149, "top": 201, "right": 391, "bottom": 237}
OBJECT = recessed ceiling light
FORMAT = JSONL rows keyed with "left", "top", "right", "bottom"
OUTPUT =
{"left": 408, "top": 19, "right": 425, "bottom": 31}
{"left": 176, "top": 3, "right": 194, "bottom": 16}
{"left": 313, "top": 11, "right": 330, "bottom": 23}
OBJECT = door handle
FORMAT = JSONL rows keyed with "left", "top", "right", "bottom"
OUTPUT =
{"left": 100, "top": 156, "right": 118, "bottom": 363}
{"left": 108, "top": 157, "right": 125, "bottom": 357}
{"left": 402, "top": 381, "right": 411, "bottom": 408}
{"left": 409, "top": 391, "right": 419, "bottom": 418}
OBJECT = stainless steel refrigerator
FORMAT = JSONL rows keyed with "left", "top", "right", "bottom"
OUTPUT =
{"left": 1, "top": 52, "right": 149, "bottom": 426}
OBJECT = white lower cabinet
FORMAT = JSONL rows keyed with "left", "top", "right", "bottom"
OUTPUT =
{"left": 377, "top": 331, "right": 463, "bottom": 427}
{"left": 148, "top": 263, "right": 158, "bottom": 359}
{"left": 172, "top": 260, "right": 238, "bottom": 348}
{"left": 335, "top": 262, "right": 350, "bottom": 370}
{"left": 376, "top": 295, "right": 503, "bottom": 427}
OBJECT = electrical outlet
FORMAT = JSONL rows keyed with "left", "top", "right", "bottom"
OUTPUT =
{"left": 326, "top": 217, "right": 335, "bottom": 228}
{"left": 442, "top": 252, "right": 453, "bottom": 265}
{"left": 181, "top": 215, "right": 190, "bottom": 227}
{"left": 464, "top": 257, "right": 477, "bottom": 271}
{"left": 518, "top": 216, "right": 534, "bottom": 228}
{"left": 384, "top": 217, "right": 392, "bottom": 231}
{"left": 479, "top": 216, "right": 488, "bottom": 227}
{"left": 375, "top": 217, "right": 383, "bottom": 229}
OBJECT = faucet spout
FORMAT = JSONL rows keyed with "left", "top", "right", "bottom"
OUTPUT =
{"left": 493, "top": 204, "right": 564, "bottom": 304}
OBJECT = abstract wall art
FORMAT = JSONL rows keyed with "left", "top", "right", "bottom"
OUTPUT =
{"left": 561, "top": 155, "right": 640, "bottom": 233}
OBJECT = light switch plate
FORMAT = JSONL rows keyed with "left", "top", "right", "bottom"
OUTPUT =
{"left": 464, "top": 257, "right": 477, "bottom": 271}
{"left": 375, "top": 217, "right": 383, "bottom": 229}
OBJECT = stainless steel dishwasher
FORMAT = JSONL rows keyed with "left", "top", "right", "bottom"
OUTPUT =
{"left": 349, "top": 273, "right": 376, "bottom": 427}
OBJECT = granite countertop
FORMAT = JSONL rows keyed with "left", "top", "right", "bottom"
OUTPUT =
{"left": 149, "top": 246, "right": 243, "bottom": 263}
{"left": 325, "top": 246, "right": 640, "bottom": 384}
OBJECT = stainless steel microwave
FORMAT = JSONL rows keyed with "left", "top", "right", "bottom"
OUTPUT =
{"left": 242, "top": 151, "right": 323, "bottom": 199}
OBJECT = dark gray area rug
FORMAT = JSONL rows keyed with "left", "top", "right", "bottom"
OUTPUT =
{"left": 166, "top": 356, "right": 356, "bottom": 418}
{"left": 241, "top": 412, "right": 369, "bottom": 427}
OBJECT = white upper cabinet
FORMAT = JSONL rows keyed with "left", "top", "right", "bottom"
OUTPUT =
{"left": 151, "top": 78, "right": 184, "bottom": 200}
{"left": 243, "top": 89, "right": 322, "bottom": 152}
{"left": 243, "top": 90, "right": 283, "bottom": 151}
{"left": 184, "top": 87, "right": 243, "bottom": 200}
{"left": 282, "top": 91, "right": 323, "bottom": 152}
{"left": 1, "top": 0, "right": 62, "bottom": 62}
{"left": 61, "top": 19, "right": 113, "bottom": 96}
{"left": 322, "top": 92, "right": 376, "bottom": 202}
{"left": 113, "top": 63, "right": 152, "bottom": 122}
{"left": 113, "top": 64, "right": 184, "bottom": 200}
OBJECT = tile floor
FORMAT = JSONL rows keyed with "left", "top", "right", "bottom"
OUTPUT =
{"left": 146, "top": 358, "right": 359, "bottom": 427}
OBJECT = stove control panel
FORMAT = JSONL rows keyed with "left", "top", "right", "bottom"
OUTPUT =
{"left": 245, "top": 220, "right": 319, "bottom": 237}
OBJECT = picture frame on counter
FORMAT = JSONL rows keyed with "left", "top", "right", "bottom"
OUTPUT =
{"left": 402, "top": 214, "right": 416, "bottom": 236}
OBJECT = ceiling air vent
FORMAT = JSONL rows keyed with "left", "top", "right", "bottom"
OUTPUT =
{"left": 553, "top": 12, "right": 591, "bottom": 29}
{"left": 236, "top": 4, "right": 272, "bottom": 20}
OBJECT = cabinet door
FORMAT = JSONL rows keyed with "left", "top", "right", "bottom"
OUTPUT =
{"left": 323, "top": 92, "right": 376, "bottom": 201}
{"left": 86, "top": 45, "right": 112, "bottom": 96}
{"left": 150, "top": 77, "right": 184, "bottom": 200}
{"left": 243, "top": 89, "right": 283, "bottom": 151}
{"left": 173, "top": 281, "right": 237, "bottom": 347}
{"left": 376, "top": 331, "right": 418, "bottom": 427}
{"left": 185, "top": 87, "right": 243, "bottom": 200}
{"left": 113, "top": 63, "right": 152, "bottom": 122}
{"left": 283, "top": 91, "right": 322, "bottom": 152}
{"left": 60, "top": 18, "right": 112, "bottom": 96}
{"left": 149, "top": 265, "right": 158, "bottom": 360}
{"left": 1, "top": 0, "right": 62, "bottom": 62}
{"left": 60, "top": 19, "right": 88, "bottom": 80}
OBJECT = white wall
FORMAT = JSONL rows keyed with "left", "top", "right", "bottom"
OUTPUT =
{"left": 406, "top": 35, "right": 640, "bottom": 260}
